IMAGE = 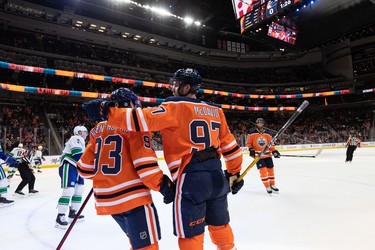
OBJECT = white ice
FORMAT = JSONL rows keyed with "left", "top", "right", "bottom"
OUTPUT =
{"left": 1, "top": 148, "right": 374, "bottom": 250}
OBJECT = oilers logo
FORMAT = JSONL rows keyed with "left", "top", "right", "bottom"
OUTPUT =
{"left": 140, "top": 231, "right": 148, "bottom": 240}
{"left": 257, "top": 136, "right": 267, "bottom": 147}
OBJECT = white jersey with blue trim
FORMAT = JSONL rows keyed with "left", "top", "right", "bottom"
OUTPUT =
{"left": 60, "top": 135, "right": 86, "bottom": 166}
{"left": 33, "top": 150, "right": 43, "bottom": 161}
{"left": 9, "top": 147, "right": 26, "bottom": 162}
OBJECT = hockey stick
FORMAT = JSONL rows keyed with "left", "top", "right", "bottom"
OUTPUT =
{"left": 280, "top": 149, "right": 323, "bottom": 158}
{"left": 56, "top": 188, "right": 94, "bottom": 250}
{"left": 237, "top": 100, "right": 309, "bottom": 182}
{"left": 281, "top": 154, "right": 315, "bottom": 158}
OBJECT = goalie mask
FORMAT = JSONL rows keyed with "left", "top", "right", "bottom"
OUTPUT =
{"left": 170, "top": 68, "right": 201, "bottom": 96}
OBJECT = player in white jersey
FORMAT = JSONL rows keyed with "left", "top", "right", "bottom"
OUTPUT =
{"left": 55, "top": 126, "right": 88, "bottom": 229}
{"left": 0, "top": 145, "right": 18, "bottom": 207}
{"left": 32, "top": 145, "right": 45, "bottom": 173}
{"left": 7, "top": 143, "right": 26, "bottom": 180}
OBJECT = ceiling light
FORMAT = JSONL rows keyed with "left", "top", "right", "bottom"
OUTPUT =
{"left": 184, "top": 17, "right": 193, "bottom": 25}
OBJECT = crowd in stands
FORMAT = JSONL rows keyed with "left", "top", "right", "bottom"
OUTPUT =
{"left": 0, "top": 102, "right": 47, "bottom": 152}
{"left": 1, "top": 97, "right": 373, "bottom": 155}
{"left": 226, "top": 107, "right": 373, "bottom": 146}
{"left": 353, "top": 59, "right": 375, "bottom": 76}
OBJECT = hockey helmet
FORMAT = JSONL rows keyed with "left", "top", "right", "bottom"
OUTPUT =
{"left": 170, "top": 68, "right": 201, "bottom": 95}
{"left": 256, "top": 118, "right": 265, "bottom": 124}
{"left": 73, "top": 126, "right": 88, "bottom": 139}
{"left": 18, "top": 143, "right": 24, "bottom": 148}
{"left": 38, "top": 145, "right": 43, "bottom": 150}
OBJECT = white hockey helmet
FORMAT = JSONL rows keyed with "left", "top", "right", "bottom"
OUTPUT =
{"left": 38, "top": 145, "right": 43, "bottom": 150}
{"left": 18, "top": 143, "right": 24, "bottom": 148}
{"left": 73, "top": 126, "right": 88, "bottom": 139}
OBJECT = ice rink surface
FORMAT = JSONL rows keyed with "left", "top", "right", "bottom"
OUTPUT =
{"left": 1, "top": 147, "right": 374, "bottom": 250}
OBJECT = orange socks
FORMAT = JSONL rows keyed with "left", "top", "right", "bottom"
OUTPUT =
{"left": 178, "top": 233, "right": 204, "bottom": 250}
{"left": 208, "top": 225, "right": 236, "bottom": 250}
{"left": 135, "top": 242, "right": 159, "bottom": 250}
{"left": 259, "top": 167, "right": 270, "bottom": 188}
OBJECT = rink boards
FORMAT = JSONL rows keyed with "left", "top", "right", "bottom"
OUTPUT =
{"left": 2, "top": 141, "right": 375, "bottom": 170}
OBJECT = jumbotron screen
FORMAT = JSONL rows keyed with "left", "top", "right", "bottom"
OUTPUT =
{"left": 237, "top": 0, "right": 302, "bottom": 33}
{"left": 267, "top": 21, "right": 298, "bottom": 44}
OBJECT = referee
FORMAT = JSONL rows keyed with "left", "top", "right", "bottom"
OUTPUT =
{"left": 345, "top": 132, "right": 361, "bottom": 162}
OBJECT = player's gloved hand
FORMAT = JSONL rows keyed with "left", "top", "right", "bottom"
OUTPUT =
{"left": 5, "top": 156, "right": 18, "bottom": 167}
{"left": 159, "top": 175, "right": 176, "bottom": 204}
{"left": 224, "top": 170, "right": 244, "bottom": 195}
{"left": 110, "top": 87, "right": 142, "bottom": 108}
{"left": 272, "top": 150, "right": 281, "bottom": 158}
{"left": 249, "top": 148, "right": 256, "bottom": 157}
{"left": 82, "top": 98, "right": 117, "bottom": 121}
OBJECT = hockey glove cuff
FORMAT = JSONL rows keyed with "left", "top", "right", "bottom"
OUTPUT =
{"left": 249, "top": 148, "right": 256, "bottom": 158}
{"left": 224, "top": 170, "right": 244, "bottom": 195}
{"left": 82, "top": 98, "right": 118, "bottom": 121}
{"left": 159, "top": 175, "right": 176, "bottom": 204}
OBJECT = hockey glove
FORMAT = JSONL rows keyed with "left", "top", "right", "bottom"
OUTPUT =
{"left": 82, "top": 98, "right": 118, "bottom": 121}
{"left": 249, "top": 148, "right": 256, "bottom": 158}
{"left": 159, "top": 175, "right": 176, "bottom": 204}
{"left": 224, "top": 170, "right": 244, "bottom": 195}
{"left": 110, "top": 87, "right": 142, "bottom": 108}
{"left": 272, "top": 150, "right": 281, "bottom": 158}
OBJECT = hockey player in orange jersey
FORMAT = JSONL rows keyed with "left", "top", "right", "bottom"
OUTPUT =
{"left": 246, "top": 118, "right": 281, "bottom": 195}
{"left": 78, "top": 100, "right": 175, "bottom": 250}
{"left": 82, "top": 68, "right": 244, "bottom": 250}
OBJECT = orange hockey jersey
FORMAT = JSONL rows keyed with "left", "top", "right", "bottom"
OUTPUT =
{"left": 246, "top": 129, "right": 276, "bottom": 159}
{"left": 77, "top": 121, "right": 163, "bottom": 215}
{"left": 107, "top": 96, "right": 242, "bottom": 181}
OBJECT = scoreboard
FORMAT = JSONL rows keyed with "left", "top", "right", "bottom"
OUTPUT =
{"left": 238, "top": 0, "right": 302, "bottom": 34}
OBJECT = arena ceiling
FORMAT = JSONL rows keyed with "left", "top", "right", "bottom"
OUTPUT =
{"left": 24, "top": 0, "right": 375, "bottom": 52}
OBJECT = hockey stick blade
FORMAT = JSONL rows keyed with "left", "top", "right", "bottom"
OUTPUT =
{"left": 314, "top": 149, "right": 323, "bottom": 158}
{"left": 237, "top": 100, "right": 309, "bottom": 182}
{"left": 280, "top": 148, "right": 323, "bottom": 158}
{"left": 281, "top": 154, "right": 316, "bottom": 158}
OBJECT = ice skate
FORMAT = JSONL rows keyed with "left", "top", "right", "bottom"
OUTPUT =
{"left": 266, "top": 187, "right": 272, "bottom": 195}
{"left": 270, "top": 185, "right": 279, "bottom": 194}
{"left": 29, "top": 189, "right": 39, "bottom": 195}
{"left": 68, "top": 208, "right": 85, "bottom": 223}
{"left": 14, "top": 190, "right": 25, "bottom": 196}
{"left": 0, "top": 197, "right": 15, "bottom": 207}
{"left": 55, "top": 214, "right": 68, "bottom": 229}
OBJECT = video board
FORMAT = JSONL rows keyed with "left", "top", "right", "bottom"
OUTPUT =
{"left": 238, "top": 0, "right": 302, "bottom": 34}
{"left": 267, "top": 21, "right": 298, "bottom": 44}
